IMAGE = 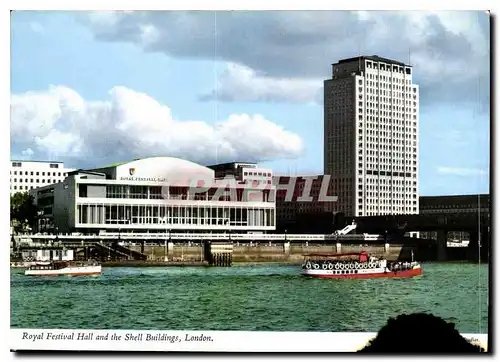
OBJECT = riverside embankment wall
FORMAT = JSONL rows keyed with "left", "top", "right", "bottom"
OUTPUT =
{"left": 129, "top": 243, "right": 414, "bottom": 263}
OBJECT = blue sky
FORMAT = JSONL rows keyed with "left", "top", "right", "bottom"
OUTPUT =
{"left": 10, "top": 11, "right": 490, "bottom": 196}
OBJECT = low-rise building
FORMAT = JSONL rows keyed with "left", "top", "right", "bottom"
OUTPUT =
{"left": 10, "top": 160, "right": 75, "bottom": 194}
{"left": 419, "top": 194, "right": 490, "bottom": 241}
{"left": 30, "top": 157, "right": 276, "bottom": 234}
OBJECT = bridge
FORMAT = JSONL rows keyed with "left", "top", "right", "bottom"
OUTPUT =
{"left": 354, "top": 212, "right": 490, "bottom": 261}
{"left": 354, "top": 212, "right": 489, "bottom": 233}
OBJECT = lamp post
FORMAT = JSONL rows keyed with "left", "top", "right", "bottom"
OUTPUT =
{"left": 225, "top": 220, "right": 231, "bottom": 242}
{"left": 161, "top": 216, "right": 167, "bottom": 262}
{"left": 164, "top": 216, "right": 170, "bottom": 262}
{"left": 37, "top": 210, "right": 43, "bottom": 234}
{"left": 225, "top": 219, "right": 231, "bottom": 267}
{"left": 169, "top": 228, "right": 172, "bottom": 261}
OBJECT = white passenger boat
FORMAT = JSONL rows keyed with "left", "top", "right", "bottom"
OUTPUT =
{"left": 24, "top": 261, "right": 102, "bottom": 277}
{"left": 301, "top": 251, "right": 422, "bottom": 279}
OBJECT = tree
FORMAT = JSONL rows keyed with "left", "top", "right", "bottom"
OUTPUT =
{"left": 10, "top": 192, "right": 38, "bottom": 234}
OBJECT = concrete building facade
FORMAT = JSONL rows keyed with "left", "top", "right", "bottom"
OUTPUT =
{"left": 324, "top": 55, "right": 419, "bottom": 217}
{"left": 10, "top": 160, "right": 75, "bottom": 194}
{"left": 419, "top": 194, "right": 490, "bottom": 215}
{"left": 207, "top": 161, "right": 273, "bottom": 186}
{"left": 273, "top": 175, "right": 336, "bottom": 227}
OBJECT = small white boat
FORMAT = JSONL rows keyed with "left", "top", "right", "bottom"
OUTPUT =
{"left": 24, "top": 261, "right": 102, "bottom": 277}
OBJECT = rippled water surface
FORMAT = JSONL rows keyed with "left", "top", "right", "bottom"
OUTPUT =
{"left": 11, "top": 263, "right": 489, "bottom": 333}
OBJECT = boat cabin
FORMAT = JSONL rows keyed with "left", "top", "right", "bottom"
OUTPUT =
{"left": 27, "top": 261, "right": 69, "bottom": 271}
{"left": 27, "top": 260, "right": 99, "bottom": 271}
{"left": 303, "top": 251, "right": 371, "bottom": 263}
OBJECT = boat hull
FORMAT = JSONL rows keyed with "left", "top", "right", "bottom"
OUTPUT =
{"left": 25, "top": 265, "right": 102, "bottom": 277}
{"left": 303, "top": 267, "right": 422, "bottom": 279}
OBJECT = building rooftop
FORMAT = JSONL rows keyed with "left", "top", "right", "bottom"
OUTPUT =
{"left": 87, "top": 156, "right": 216, "bottom": 181}
{"left": 11, "top": 160, "right": 64, "bottom": 164}
{"left": 68, "top": 169, "right": 106, "bottom": 176}
{"left": 96, "top": 159, "right": 138, "bottom": 169}
{"left": 419, "top": 194, "right": 490, "bottom": 208}
{"left": 420, "top": 194, "right": 489, "bottom": 199}
{"left": 336, "top": 55, "right": 411, "bottom": 67}
{"left": 206, "top": 161, "right": 257, "bottom": 169}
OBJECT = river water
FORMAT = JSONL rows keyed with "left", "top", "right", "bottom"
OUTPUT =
{"left": 10, "top": 263, "right": 489, "bottom": 333}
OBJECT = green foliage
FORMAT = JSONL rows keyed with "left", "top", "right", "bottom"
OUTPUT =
{"left": 10, "top": 192, "right": 38, "bottom": 234}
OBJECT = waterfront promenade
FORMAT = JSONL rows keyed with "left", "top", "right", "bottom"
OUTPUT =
{"left": 11, "top": 231, "right": 472, "bottom": 264}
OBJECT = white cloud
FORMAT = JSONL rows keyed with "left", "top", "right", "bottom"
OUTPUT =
{"left": 29, "top": 22, "right": 44, "bottom": 34}
{"left": 140, "top": 24, "right": 159, "bottom": 45}
{"left": 83, "top": 11, "right": 489, "bottom": 106}
{"left": 10, "top": 86, "right": 303, "bottom": 168}
{"left": 21, "top": 148, "right": 34, "bottom": 157}
{"left": 85, "top": 11, "right": 130, "bottom": 28}
{"left": 200, "top": 63, "right": 322, "bottom": 104}
{"left": 437, "top": 167, "right": 488, "bottom": 176}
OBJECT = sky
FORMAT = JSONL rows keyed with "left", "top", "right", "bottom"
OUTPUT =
{"left": 10, "top": 10, "right": 490, "bottom": 196}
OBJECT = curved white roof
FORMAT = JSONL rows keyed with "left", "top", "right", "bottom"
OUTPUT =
{"left": 114, "top": 156, "right": 215, "bottom": 182}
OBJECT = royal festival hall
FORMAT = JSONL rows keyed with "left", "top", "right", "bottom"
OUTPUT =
{"left": 30, "top": 157, "right": 276, "bottom": 234}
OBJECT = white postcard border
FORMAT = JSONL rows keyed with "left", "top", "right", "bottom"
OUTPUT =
{"left": 9, "top": 329, "right": 488, "bottom": 352}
